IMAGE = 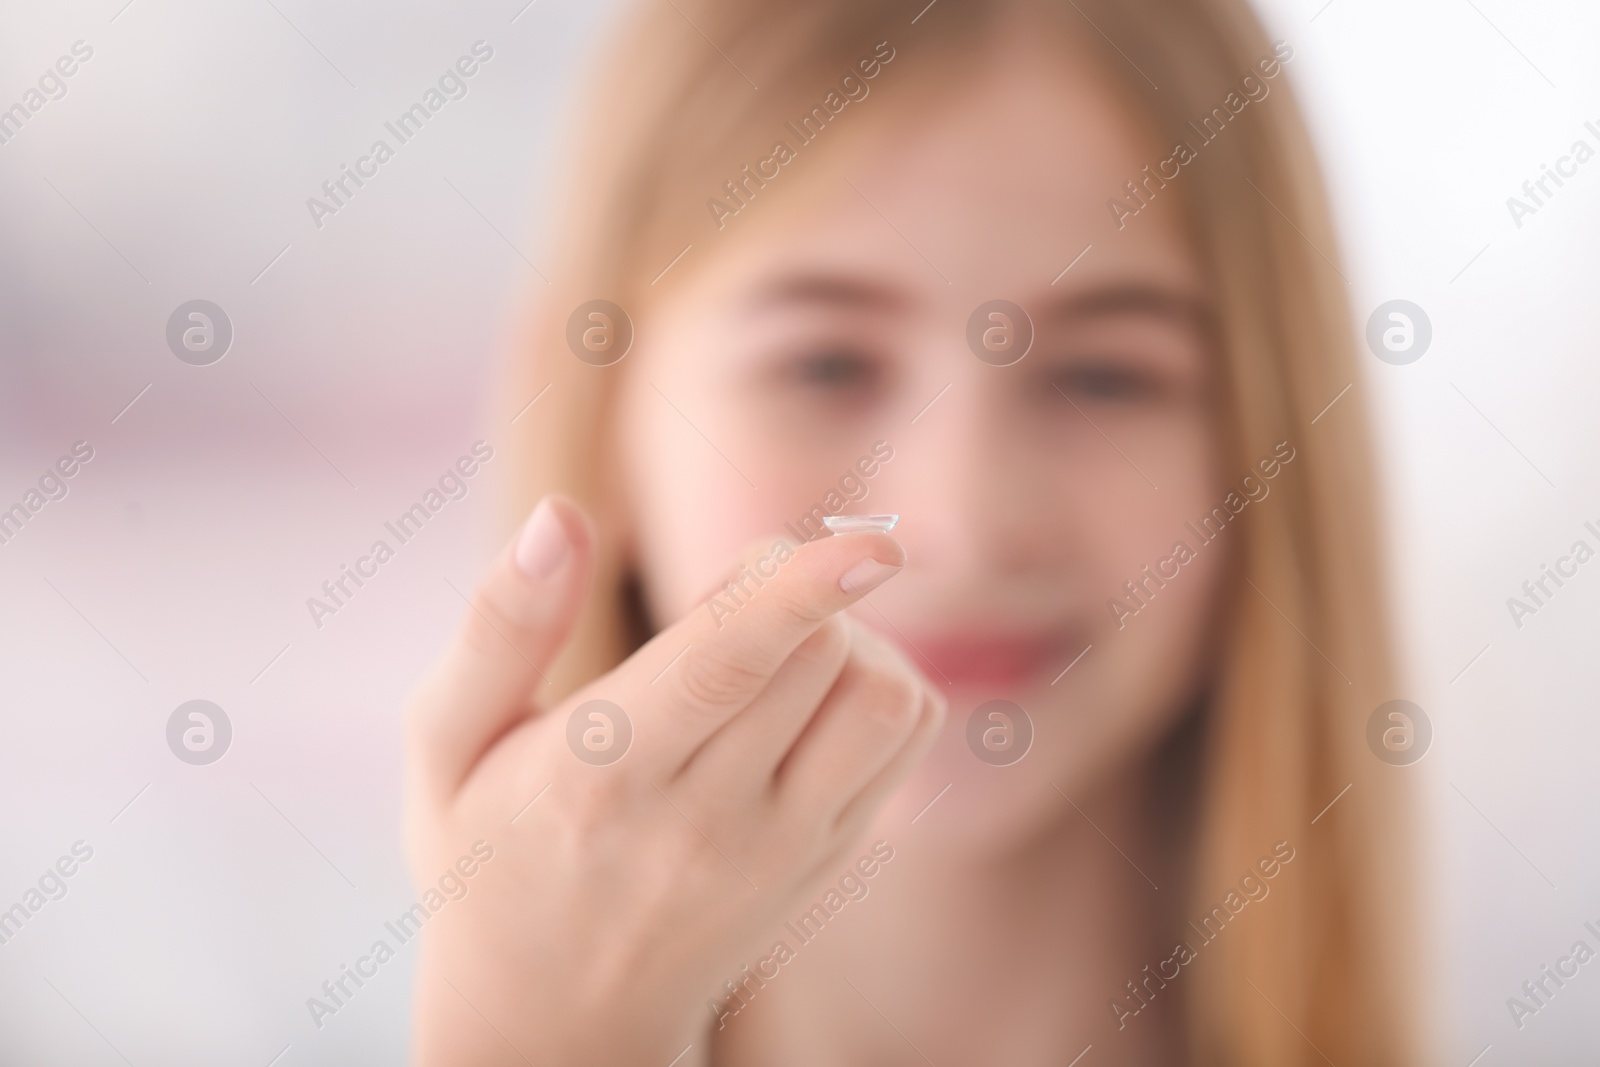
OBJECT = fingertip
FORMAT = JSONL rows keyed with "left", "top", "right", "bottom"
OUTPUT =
{"left": 830, "top": 528, "right": 906, "bottom": 567}
{"left": 814, "top": 529, "right": 906, "bottom": 597}
{"left": 838, "top": 557, "right": 902, "bottom": 597}
{"left": 514, "top": 499, "right": 569, "bottom": 579}
{"left": 514, "top": 494, "right": 596, "bottom": 580}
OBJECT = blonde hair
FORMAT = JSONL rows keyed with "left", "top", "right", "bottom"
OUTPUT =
{"left": 501, "top": 1, "right": 1419, "bottom": 1062}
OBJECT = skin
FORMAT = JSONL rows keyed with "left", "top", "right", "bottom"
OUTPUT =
{"left": 405, "top": 30, "right": 1228, "bottom": 1067}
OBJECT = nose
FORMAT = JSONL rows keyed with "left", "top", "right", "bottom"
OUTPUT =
{"left": 874, "top": 364, "right": 1057, "bottom": 585}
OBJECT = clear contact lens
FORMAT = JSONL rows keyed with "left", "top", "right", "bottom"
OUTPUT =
{"left": 822, "top": 514, "right": 900, "bottom": 534}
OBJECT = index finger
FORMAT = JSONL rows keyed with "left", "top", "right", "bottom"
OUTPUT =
{"left": 618, "top": 530, "right": 905, "bottom": 769}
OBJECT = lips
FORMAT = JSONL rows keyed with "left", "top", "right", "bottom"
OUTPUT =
{"left": 891, "top": 631, "right": 1068, "bottom": 690}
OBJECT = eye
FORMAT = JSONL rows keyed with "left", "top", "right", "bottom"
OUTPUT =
{"left": 1045, "top": 360, "right": 1164, "bottom": 404}
{"left": 786, "top": 346, "right": 881, "bottom": 391}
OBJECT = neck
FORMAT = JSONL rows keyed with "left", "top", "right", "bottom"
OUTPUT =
{"left": 715, "top": 752, "right": 1191, "bottom": 1065}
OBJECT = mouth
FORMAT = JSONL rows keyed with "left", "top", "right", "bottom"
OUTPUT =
{"left": 886, "top": 629, "right": 1080, "bottom": 691}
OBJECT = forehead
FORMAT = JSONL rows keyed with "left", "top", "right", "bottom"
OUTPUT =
{"left": 664, "top": 37, "right": 1204, "bottom": 316}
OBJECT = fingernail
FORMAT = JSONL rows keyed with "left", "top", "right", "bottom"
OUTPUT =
{"left": 515, "top": 499, "right": 570, "bottom": 579}
{"left": 839, "top": 558, "right": 901, "bottom": 596}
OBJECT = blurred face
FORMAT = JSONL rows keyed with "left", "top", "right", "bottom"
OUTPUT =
{"left": 615, "top": 39, "right": 1229, "bottom": 847}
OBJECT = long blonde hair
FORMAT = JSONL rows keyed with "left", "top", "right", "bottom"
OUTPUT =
{"left": 500, "top": 1, "right": 1419, "bottom": 1062}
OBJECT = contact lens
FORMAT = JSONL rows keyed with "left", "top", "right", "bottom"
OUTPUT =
{"left": 821, "top": 514, "right": 900, "bottom": 534}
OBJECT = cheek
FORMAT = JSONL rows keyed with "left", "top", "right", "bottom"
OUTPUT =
{"left": 1092, "top": 408, "right": 1227, "bottom": 621}
{"left": 1058, "top": 405, "right": 1224, "bottom": 603}
{"left": 615, "top": 337, "right": 847, "bottom": 628}
{"left": 617, "top": 371, "right": 744, "bottom": 624}
{"left": 1063, "top": 534, "right": 1226, "bottom": 802}
{"left": 1049, "top": 409, "right": 1229, "bottom": 762}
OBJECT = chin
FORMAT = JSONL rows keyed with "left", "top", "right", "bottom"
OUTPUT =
{"left": 881, "top": 664, "right": 1186, "bottom": 848}
{"left": 871, "top": 686, "right": 1094, "bottom": 855}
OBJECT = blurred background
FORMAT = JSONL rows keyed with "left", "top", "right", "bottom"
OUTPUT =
{"left": 0, "top": 0, "right": 1596, "bottom": 1063}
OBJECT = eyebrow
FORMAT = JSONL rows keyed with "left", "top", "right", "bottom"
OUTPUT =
{"left": 741, "top": 272, "right": 913, "bottom": 315}
{"left": 741, "top": 273, "right": 1210, "bottom": 332}
{"left": 1039, "top": 283, "right": 1211, "bottom": 333}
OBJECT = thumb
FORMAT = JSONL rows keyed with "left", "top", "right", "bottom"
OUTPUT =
{"left": 406, "top": 494, "right": 596, "bottom": 793}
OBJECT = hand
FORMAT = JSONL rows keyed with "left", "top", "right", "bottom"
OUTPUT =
{"left": 403, "top": 495, "right": 945, "bottom": 1066}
